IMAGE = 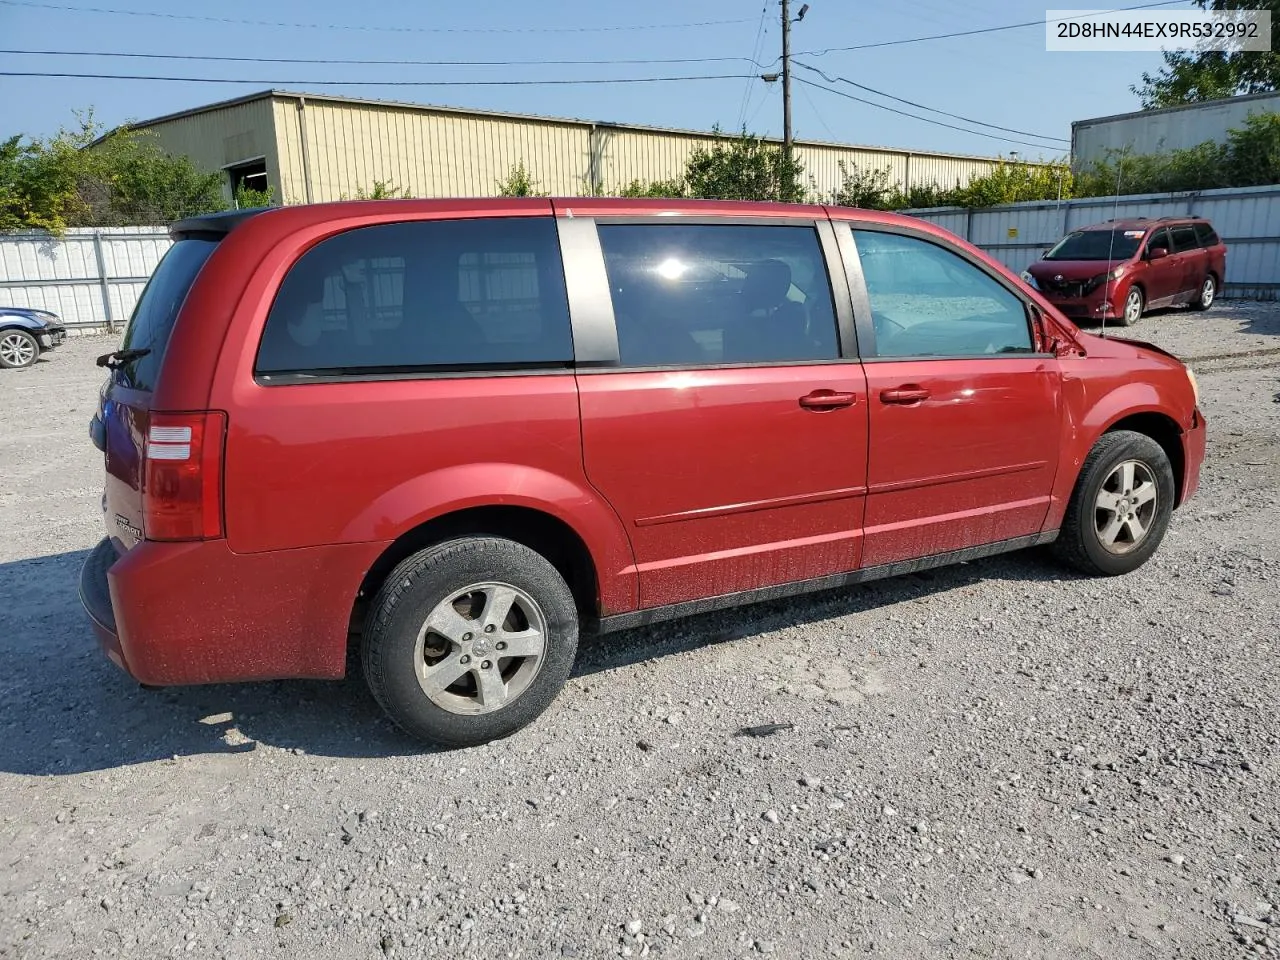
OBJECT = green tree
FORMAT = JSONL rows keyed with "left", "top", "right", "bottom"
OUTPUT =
{"left": 88, "top": 127, "right": 226, "bottom": 224}
{"left": 1134, "top": 0, "right": 1279, "bottom": 106}
{"left": 350, "top": 180, "right": 408, "bottom": 200}
{"left": 1, "top": 111, "right": 233, "bottom": 232}
{"left": 1223, "top": 110, "right": 1280, "bottom": 183}
{"left": 684, "top": 131, "right": 806, "bottom": 203}
{"left": 234, "top": 183, "right": 275, "bottom": 209}
{"left": 495, "top": 161, "right": 545, "bottom": 197}
{"left": 613, "top": 177, "right": 686, "bottom": 198}
{"left": 829, "top": 163, "right": 895, "bottom": 209}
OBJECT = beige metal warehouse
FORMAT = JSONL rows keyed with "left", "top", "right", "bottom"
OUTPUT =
{"left": 110, "top": 90, "right": 1035, "bottom": 205}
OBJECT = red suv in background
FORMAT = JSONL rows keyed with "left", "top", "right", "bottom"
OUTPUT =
{"left": 1025, "top": 217, "right": 1226, "bottom": 327}
{"left": 81, "top": 198, "right": 1206, "bottom": 748}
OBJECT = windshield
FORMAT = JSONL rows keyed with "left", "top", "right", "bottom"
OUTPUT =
{"left": 117, "top": 238, "right": 218, "bottom": 390}
{"left": 1044, "top": 229, "right": 1144, "bottom": 261}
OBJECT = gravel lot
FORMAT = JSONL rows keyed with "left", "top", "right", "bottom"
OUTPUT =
{"left": 2, "top": 302, "right": 1278, "bottom": 960}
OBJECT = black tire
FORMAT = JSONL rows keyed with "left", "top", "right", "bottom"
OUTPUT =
{"left": 1191, "top": 274, "right": 1216, "bottom": 311}
{"left": 1051, "top": 430, "right": 1176, "bottom": 577}
{"left": 0, "top": 329, "right": 39, "bottom": 369}
{"left": 1115, "top": 286, "right": 1144, "bottom": 327}
{"left": 362, "top": 537, "right": 578, "bottom": 748}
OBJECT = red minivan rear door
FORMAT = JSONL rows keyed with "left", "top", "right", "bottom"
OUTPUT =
{"left": 95, "top": 238, "right": 219, "bottom": 555}
{"left": 572, "top": 215, "right": 870, "bottom": 609}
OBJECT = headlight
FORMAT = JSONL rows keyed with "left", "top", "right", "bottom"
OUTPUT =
{"left": 1020, "top": 270, "right": 1037, "bottom": 289}
{"left": 1185, "top": 366, "right": 1200, "bottom": 406}
{"left": 1109, "top": 265, "right": 1125, "bottom": 280}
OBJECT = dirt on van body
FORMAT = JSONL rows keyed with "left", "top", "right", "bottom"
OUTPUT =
{"left": 1, "top": 303, "right": 1278, "bottom": 960}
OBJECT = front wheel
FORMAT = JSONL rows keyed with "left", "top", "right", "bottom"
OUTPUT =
{"left": 361, "top": 537, "right": 579, "bottom": 748}
{"left": 1116, "top": 287, "right": 1144, "bottom": 327}
{"left": 1052, "top": 430, "right": 1176, "bottom": 576}
{"left": 1192, "top": 275, "right": 1216, "bottom": 311}
{"left": 0, "top": 329, "right": 39, "bottom": 369}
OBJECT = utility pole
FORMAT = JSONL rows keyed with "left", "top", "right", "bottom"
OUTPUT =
{"left": 782, "top": 0, "right": 793, "bottom": 172}
{"left": 778, "top": 2, "right": 808, "bottom": 199}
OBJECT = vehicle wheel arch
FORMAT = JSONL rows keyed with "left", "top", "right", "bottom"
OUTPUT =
{"left": 1099, "top": 410, "right": 1185, "bottom": 505}
{"left": 352, "top": 504, "right": 603, "bottom": 646}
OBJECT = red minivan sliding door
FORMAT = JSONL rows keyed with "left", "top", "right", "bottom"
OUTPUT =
{"left": 572, "top": 217, "right": 869, "bottom": 608}
{"left": 837, "top": 224, "right": 1062, "bottom": 568}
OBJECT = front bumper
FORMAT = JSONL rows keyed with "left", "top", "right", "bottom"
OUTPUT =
{"left": 37, "top": 326, "right": 67, "bottom": 350}
{"left": 78, "top": 535, "right": 386, "bottom": 686}
{"left": 1181, "top": 406, "right": 1207, "bottom": 505}
{"left": 1040, "top": 290, "right": 1123, "bottom": 321}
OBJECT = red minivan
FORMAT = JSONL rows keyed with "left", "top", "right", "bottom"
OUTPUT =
{"left": 1025, "top": 217, "right": 1227, "bottom": 327}
{"left": 80, "top": 198, "right": 1206, "bottom": 747}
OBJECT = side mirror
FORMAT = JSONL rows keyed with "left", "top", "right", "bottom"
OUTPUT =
{"left": 1147, "top": 246, "right": 1169, "bottom": 260}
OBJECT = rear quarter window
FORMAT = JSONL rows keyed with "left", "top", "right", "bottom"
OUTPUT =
{"left": 255, "top": 218, "right": 572, "bottom": 377}
{"left": 117, "top": 239, "right": 218, "bottom": 390}
{"left": 1193, "top": 222, "right": 1221, "bottom": 247}
{"left": 1169, "top": 225, "right": 1199, "bottom": 252}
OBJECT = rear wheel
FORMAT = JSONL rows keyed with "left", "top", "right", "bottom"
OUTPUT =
{"left": 361, "top": 537, "right": 578, "bottom": 748}
{"left": 1052, "top": 430, "right": 1175, "bottom": 576}
{"left": 1192, "top": 275, "right": 1216, "bottom": 311}
{"left": 1116, "top": 287, "right": 1144, "bottom": 327}
{"left": 0, "top": 329, "right": 39, "bottom": 369}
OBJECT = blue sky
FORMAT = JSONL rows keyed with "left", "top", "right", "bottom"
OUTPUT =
{"left": 0, "top": 0, "right": 1171, "bottom": 160}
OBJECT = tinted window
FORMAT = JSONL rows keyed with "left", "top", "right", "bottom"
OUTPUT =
{"left": 117, "top": 238, "right": 218, "bottom": 390}
{"left": 1170, "top": 225, "right": 1199, "bottom": 252}
{"left": 1193, "top": 222, "right": 1220, "bottom": 247}
{"left": 597, "top": 224, "right": 839, "bottom": 367}
{"left": 1045, "top": 229, "right": 1143, "bottom": 261}
{"left": 256, "top": 218, "right": 571, "bottom": 375}
{"left": 854, "top": 231, "right": 1032, "bottom": 358}
{"left": 1146, "top": 228, "right": 1171, "bottom": 254}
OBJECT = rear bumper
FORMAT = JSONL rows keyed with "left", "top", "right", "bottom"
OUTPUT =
{"left": 78, "top": 535, "right": 387, "bottom": 686}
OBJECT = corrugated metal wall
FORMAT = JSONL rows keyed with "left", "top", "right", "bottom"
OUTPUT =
{"left": 0, "top": 227, "right": 170, "bottom": 331}
{"left": 906, "top": 184, "right": 1280, "bottom": 298}
{"left": 273, "top": 97, "right": 592, "bottom": 203}
{"left": 141, "top": 98, "right": 283, "bottom": 202}
{"left": 1072, "top": 93, "right": 1280, "bottom": 169}
{"left": 263, "top": 93, "right": 1014, "bottom": 203}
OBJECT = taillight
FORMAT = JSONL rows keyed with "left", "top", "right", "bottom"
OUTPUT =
{"left": 143, "top": 411, "right": 226, "bottom": 541}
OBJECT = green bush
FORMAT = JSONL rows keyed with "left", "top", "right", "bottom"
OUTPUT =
{"left": 1, "top": 111, "right": 232, "bottom": 232}
{"left": 495, "top": 162, "right": 544, "bottom": 198}
{"left": 684, "top": 131, "right": 805, "bottom": 203}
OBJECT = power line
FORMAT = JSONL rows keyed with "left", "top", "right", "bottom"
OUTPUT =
{"left": 794, "top": 81, "right": 841, "bottom": 142}
{"left": 0, "top": 0, "right": 752, "bottom": 33}
{"left": 794, "top": 0, "right": 1185, "bottom": 56}
{"left": 0, "top": 48, "right": 769, "bottom": 69}
{"left": 793, "top": 61, "right": 1069, "bottom": 144}
{"left": 736, "top": 2, "right": 771, "bottom": 130}
{"left": 793, "top": 76, "right": 1067, "bottom": 152}
{"left": 0, "top": 70, "right": 756, "bottom": 88}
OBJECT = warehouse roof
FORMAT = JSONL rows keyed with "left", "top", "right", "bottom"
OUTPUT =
{"left": 112, "top": 88, "right": 1022, "bottom": 164}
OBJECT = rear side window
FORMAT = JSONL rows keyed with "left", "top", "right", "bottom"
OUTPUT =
{"left": 117, "top": 238, "right": 218, "bottom": 391}
{"left": 256, "top": 218, "right": 572, "bottom": 376}
{"left": 1193, "top": 222, "right": 1220, "bottom": 247}
{"left": 854, "top": 230, "right": 1032, "bottom": 358}
{"left": 1169, "top": 225, "right": 1199, "bottom": 252}
{"left": 597, "top": 224, "right": 840, "bottom": 367}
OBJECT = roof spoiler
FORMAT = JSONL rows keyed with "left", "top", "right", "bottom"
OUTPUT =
{"left": 169, "top": 207, "right": 270, "bottom": 241}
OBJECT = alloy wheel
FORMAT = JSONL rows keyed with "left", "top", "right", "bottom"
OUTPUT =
{"left": 1094, "top": 459, "right": 1158, "bottom": 555}
{"left": 0, "top": 332, "right": 36, "bottom": 368}
{"left": 413, "top": 581, "right": 548, "bottom": 716}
